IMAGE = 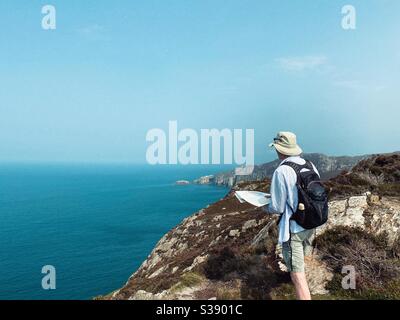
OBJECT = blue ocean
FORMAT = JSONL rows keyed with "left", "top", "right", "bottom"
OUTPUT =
{"left": 0, "top": 164, "right": 229, "bottom": 300}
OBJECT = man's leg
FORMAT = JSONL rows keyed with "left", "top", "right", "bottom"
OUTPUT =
{"left": 290, "top": 272, "right": 311, "bottom": 300}
{"left": 282, "top": 231, "right": 313, "bottom": 300}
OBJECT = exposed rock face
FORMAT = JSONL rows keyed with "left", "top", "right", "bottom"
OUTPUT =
{"left": 109, "top": 197, "right": 272, "bottom": 300}
{"left": 105, "top": 154, "right": 400, "bottom": 300}
{"left": 193, "top": 175, "right": 215, "bottom": 184}
{"left": 321, "top": 194, "right": 400, "bottom": 245}
{"left": 108, "top": 194, "right": 399, "bottom": 300}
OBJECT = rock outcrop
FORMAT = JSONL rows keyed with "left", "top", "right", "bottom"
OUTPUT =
{"left": 319, "top": 194, "right": 400, "bottom": 245}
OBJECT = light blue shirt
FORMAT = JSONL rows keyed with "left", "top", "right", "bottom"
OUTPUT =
{"left": 263, "top": 156, "right": 319, "bottom": 244}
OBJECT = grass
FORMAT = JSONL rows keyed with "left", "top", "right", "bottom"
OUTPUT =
{"left": 270, "top": 283, "right": 296, "bottom": 300}
{"left": 169, "top": 272, "right": 205, "bottom": 293}
{"left": 216, "top": 285, "right": 242, "bottom": 300}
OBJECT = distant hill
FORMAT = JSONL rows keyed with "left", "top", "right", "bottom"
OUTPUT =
{"left": 195, "top": 152, "right": 399, "bottom": 187}
{"left": 325, "top": 152, "right": 400, "bottom": 198}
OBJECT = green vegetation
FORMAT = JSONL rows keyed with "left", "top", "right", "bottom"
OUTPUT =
{"left": 203, "top": 246, "right": 287, "bottom": 300}
{"left": 325, "top": 154, "right": 400, "bottom": 197}
{"left": 317, "top": 226, "right": 400, "bottom": 300}
{"left": 270, "top": 283, "right": 297, "bottom": 300}
{"left": 169, "top": 272, "right": 205, "bottom": 293}
{"left": 215, "top": 285, "right": 242, "bottom": 300}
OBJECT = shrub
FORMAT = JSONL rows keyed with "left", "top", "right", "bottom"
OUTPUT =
{"left": 203, "top": 246, "right": 287, "bottom": 299}
{"left": 203, "top": 247, "right": 246, "bottom": 280}
{"left": 317, "top": 226, "right": 400, "bottom": 299}
{"left": 391, "top": 236, "right": 400, "bottom": 259}
{"left": 324, "top": 154, "right": 400, "bottom": 197}
{"left": 216, "top": 285, "right": 242, "bottom": 300}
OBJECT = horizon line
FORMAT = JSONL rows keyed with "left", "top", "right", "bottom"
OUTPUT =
{"left": 0, "top": 150, "right": 398, "bottom": 167}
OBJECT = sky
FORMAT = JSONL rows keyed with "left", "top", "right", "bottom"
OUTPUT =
{"left": 0, "top": 0, "right": 399, "bottom": 164}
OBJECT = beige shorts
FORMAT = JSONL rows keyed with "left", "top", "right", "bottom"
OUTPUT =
{"left": 282, "top": 229, "right": 316, "bottom": 273}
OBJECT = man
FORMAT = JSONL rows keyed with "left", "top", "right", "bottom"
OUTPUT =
{"left": 263, "top": 131, "right": 320, "bottom": 300}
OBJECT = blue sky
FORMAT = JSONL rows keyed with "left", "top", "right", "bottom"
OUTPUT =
{"left": 0, "top": 0, "right": 399, "bottom": 164}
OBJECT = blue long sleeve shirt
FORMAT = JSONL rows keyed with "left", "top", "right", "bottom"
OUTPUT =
{"left": 263, "top": 156, "right": 319, "bottom": 243}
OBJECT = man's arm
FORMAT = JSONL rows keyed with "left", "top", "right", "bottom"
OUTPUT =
{"left": 262, "top": 169, "right": 287, "bottom": 215}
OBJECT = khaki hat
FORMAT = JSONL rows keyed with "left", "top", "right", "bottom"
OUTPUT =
{"left": 269, "top": 131, "right": 303, "bottom": 156}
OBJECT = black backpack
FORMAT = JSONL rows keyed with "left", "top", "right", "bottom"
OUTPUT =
{"left": 281, "top": 160, "right": 329, "bottom": 229}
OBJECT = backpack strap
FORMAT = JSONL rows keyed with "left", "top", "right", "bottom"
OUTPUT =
{"left": 280, "top": 160, "right": 315, "bottom": 185}
{"left": 276, "top": 160, "right": 315, "bottom": 226}
{"left": 280, "top": 161, "right": 302, "bottom": 184}
{"left": 303, "top": 160, "right": 314, "bottom": 171}
{"left": 277, "top": 161, "right": 302, "bottom": 225}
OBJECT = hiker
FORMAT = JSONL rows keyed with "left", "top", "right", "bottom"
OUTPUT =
{"left": 262, "top": 132, "right": 328, "bottom": 300}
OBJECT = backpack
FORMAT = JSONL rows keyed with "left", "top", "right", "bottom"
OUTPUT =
{"left": 281, "top": 160, "right": 329, "bottom": 229}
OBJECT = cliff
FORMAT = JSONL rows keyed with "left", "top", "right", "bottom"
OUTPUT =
{"left": 104, "top": 153, "right": 400, "bottom": 300}
{"left": 194, "top": 153, "right": 385, "bottom": 187}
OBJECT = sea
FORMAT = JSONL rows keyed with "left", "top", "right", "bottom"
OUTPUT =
{"left": 0, "top": 163, "right": 230, "bottom": 300}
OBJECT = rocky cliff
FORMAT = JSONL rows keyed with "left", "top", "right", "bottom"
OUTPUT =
{"left": 104, "top": 153, "right": 400, "bottom": 300}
